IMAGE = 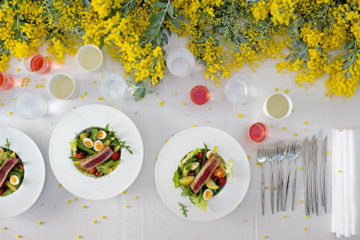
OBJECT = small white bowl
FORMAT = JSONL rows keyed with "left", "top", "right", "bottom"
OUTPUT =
{"left": 76, "top": 44, "right": 104, "bottom": 72}
{"left": 48, "top": 73, "right": 78, "bottom": 100}
{"left": 263, "top": 92, "right": 293, "bottom": 120}
{"left": 166, "top": 48, "right": 195, "bottom": 78}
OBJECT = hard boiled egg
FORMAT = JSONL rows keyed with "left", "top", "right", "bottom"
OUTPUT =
{"left": 206, "top": 151, "right": 214, "bottom": 159}
{"left": 94, "top": 140, "right": 104, "bottom": 152}
{"left": 97, "top": 130, "right": 106, "bottom": 140}
{"left": 0, "top": 148, "right": 3, "bottom": 156}
{"left": 203, "top": 189, "right": 213, "bottom": 200}
{"left": 10, "top": 175, "right": 19, "bottom": 185}
{"left": 83, "top": 138, "right": 94, "bottom": 148}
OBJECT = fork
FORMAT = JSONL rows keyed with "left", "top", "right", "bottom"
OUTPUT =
{"left": 284, "top": 140, "right": 300, "bottom": 211}
{"left": 267, "top": 143, "right": 277, "bottom": 214}
{"left": 257, "top": 146, "right": 267, "bottom": 216}
{"left": 276, "top": 141, "right": 287, "bottom": 212}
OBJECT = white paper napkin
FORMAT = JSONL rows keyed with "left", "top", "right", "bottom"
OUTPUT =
{"left": 332, "top": 129, "right": 360, "bottom": 237}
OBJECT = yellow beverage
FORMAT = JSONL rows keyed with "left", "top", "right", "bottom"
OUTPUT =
{"left": 50, "top": 75, "right": 74, "bottom": 99}
{"left": 78, "top": 47, "right": 102, "bottom": 71}
{"left": 266, "top": 94, "right": 290, "bottom": 119}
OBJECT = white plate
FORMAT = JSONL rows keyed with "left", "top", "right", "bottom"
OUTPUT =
{"left": 49, "top": 104, "right": 143, "bottom": 200}
{"left": 155, "top": 127, "right": 250, "bottom": 221}
{"left": 0, "top": 125, "right": 45, "bottom": 218}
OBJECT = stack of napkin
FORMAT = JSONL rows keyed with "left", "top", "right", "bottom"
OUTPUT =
{"left": 332, "top": 129, "right": 360, "bottom": 237}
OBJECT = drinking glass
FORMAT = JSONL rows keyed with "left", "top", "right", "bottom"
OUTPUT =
{"left": 224, "top": 75, "right": 253, "bottom": 104}
{"left": 248, "top": 122, "right": 269, "bottom": 143}
{"left": 0, "top": 72, "right": 15, "bottom": 90}
{"left": 24, "top": 52, "right": 51, "bottom": 74}
{"left": 100, "top": 73, "right": 127, "bottom": 102}
{"left": 76, "top": 44, "right": 104, "bottom": 72}
{"left": 166, "top": 48, "right": 195, "bottom": 78}
{"left": 15, "top": 92, "right": 47, "bottom": 119}
{"left": 190, "top": 85, "right": 210, "bottom": 105}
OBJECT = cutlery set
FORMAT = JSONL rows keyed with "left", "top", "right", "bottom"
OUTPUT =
{"left": 257, "top": 136, "right": 327, "bottom": 216}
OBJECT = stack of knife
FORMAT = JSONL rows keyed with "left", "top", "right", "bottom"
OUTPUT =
{"left": 301, "top": 135, "right": 328, "bottom": 216}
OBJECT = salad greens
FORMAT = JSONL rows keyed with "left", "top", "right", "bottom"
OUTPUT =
{"left": 173, "top": 144, "right": 232, "bottom": 212}
{"left": 178, "top": 202, "right": 188, "bottom": 217}
{"left": 69, "top": 125, "right": 132, "bottom": 178}
{"left": 0, "top": 139, "right": 25, "bottom": 197}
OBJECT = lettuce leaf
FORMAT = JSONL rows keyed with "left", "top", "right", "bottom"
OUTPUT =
{"left": 69, "top": 139, "right": 77, "bottom": 153}
{"left": 179, "top": 148, "right": 202, "bottom": 167}
{"left": 225, "top": 159, "right": 233, "bottom": 178}
{"left": 190, "top": 194, "right": 208, "bottom": 211}
{"left": 173, "top": 170, "right": 180, "bottom": 188}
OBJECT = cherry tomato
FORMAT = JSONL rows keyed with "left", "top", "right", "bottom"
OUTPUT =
{"left": 0, "top": 188, "right": 3, "bottom": 194}
{"left": 196, "top": 152, "right": 204, "bottom": 161}
{"left": 95, "top": 171, "right": 101, "bottom": 177}
{"left": 17, "top": 164, "right": 24, "bottom": 170}
{"left": 219, "top": 177, "right": 226, "bottom": 187}
{"left": 214, "top": 168, "right": 225, "bottom": 178}
{"left": 111, "top": 152, "right": 120, "bottom": 161}
{"left": 88, "top": 168, "right": 96, "bottom": 174}
{"left": 75, "top": 153, "right": 84, "bottom": 159}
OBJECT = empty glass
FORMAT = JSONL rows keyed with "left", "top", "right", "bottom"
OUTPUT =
{"left": 166, "top": 48, "right": 195, "bottom": 78}
{"left": 224, "top": 75, "right": 253, "bottom": 104}
{"left": 15, "top": 92, "right": 47, "bottom": 119}
{"left": 100, "top": 73, "right": 127, "bottom": 102}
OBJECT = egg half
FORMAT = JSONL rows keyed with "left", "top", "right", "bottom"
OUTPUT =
{"left": 83, "top": 138, "right": 94, "bottom": 148}
{"left": 94, "top": 140, "right": 104, "bottom": 152}
{"left": 97, "top": 130, "right": 106, "bottom": 140}
{"left": 0, "top": 148, "right": 3, "bottom": 156}
{"left": 10, "top": 175, "right": 19, "bottom": 185}
{"left": 203, "top": 189, "right": 213, "bottom": 200}
{"left": 206, "top": 151, "right": 214, "bottom": 159}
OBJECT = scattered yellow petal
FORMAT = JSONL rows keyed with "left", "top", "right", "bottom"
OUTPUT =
{"left": 77, "top": 235, "right": 81, "bottom": 239}
{"left": 100, "top": 75, "right": 103, "bottom": 79}
{"left": 237, "top": 204, "right": 241, "bottom": 208}
{"left": 274, "top": 186, "right": 277, "bottom": 190}
{"left": 264, "top": 235, "right": 268, "bottom": 239}
{"left": 256, "top": 162, "right": 262, "bottom": 167}
{"left": 80, "top": 96, "right": 84, "bottom": 99}
{"left": 155, "top": 156, "right": 158, "bottom": 161}
{"left": 38, "top": 221, "right": 43, "bottom": 226}
{"left": 40, "top": 84, "right": 44, "bottom": 88}
{"left": 247, "top": 155, "right": 251, "bottom": 160}
{"left": 41, "top": 78, "right": 45, "bottom": 82}
{"left": 8, "top": 112, "right": 13, "bottom": 115}
{"left": 269, "top": 125, "right": 274, "bottom": 128}
{"left": 93, "top": 81, "right": 97, "bottom": 84}
{"left": 265, "top": 186, "right": 268, "bottom": 190}
{"left": 35, "top": 85, "right": 39, "bottom": 88}
{"left": 294, "top": 133, "right": 298, "bottom": 137}
{"left": 304, "top": 128, "right": 308, "bottom": 131}
{"left": 164, "top": 139, "right": 168, "bottom": 143}
{"left": 174, "top": 92, "right": 178, "bottom": 96}
{"left": 2, "top": 227, "right": 6, "bottom": 230}
{"left": 282, "top": 126, "right": 286, "bottom": 131}
{"left": 237, "top": 113, "right": 244, "bottom": 118}
{"left": 304, "top": 227, "right": 308, "bottom": 231}
{"left": 101, "top": 215, "right": 105, "bottom": 220}
{"left": 206, "top": 107, "right": 211, "bottom": 110}
{"left": 300, "top": 167, "right": 304, "bottom": 170}
{"left": 306, "top": 215, "right": 310, "bottom": 219}
{"left": 74, "top": 198, "right": 78, "bottom": 202}
{"left": 125, "top": 205, "right": 129, "bottom": 208}
{"left": 193, "top": 125, "right": 197, "bottom": 128}
{"left": 59, "top": 184, "right": 62, "bottom": 187}
{"left": 18, "top": 59, "right": 21, "bottom": 61}
{"left": 122, "top": 191, "right": 126, "bottom": 194}
{"left": 304, "top": 121, "right": 308, "bottom": 125}
{"left": 82, "top": 205, "right": 87, "bottom": 209}
{"left": 181, "top": 102, "right": 185, "bottom": 106}
{"left": 159, "top": 100, "right": 165, "bottom": 106}
{"left": 284, "top": 89, "right": 289, "bottom": 94}
{"left": 93, "top": 220, "right": 97, "bottom": 224}
{"left": 1, "top": 103, "right": 4, "bottom": 107}
{"left": 326, "top": 151, "right": 329, "bottom": 155}
{"left": 67, "top": 200, "right": 71, "bottom": 204}
{"left": 40, "top": 203, "right": 44, "bottom": 206}
{"left": 16, "top": 68, "right": 20, "bottom": 72}
{"left": 98, "top": 97, "right": 103, "bottom": 100}
{"left": 283, "top": 215, "right": 286, "bottom": 219}
{"left": 338, "top": 170, "right": 342, "bottom": 173}
{"left": 135, "top": 196, "right": 139, "bottom": 199}
{"left": 274, "top": 88, "right": 279, "bottom": 92}
{"left": 84, "top": 92, "right": 88, "bottom": 96}
{"left": 16, "top": 234, "right": 21, "bottom": 238}
{"left": 299, "top": 200, "right": 303, "bottom": 204}
{"left": 291, "top": 109, "right": 294, "bottom": 112}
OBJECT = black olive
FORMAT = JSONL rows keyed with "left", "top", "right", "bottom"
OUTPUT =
{"left": 188, "top": 171, "right": 195, "bottom": 176}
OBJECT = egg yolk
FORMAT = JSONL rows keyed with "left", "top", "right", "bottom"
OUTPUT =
{"left": 97, "top": 132, "right": 104, "bottom": 139}
{"left": 85, "top": 141, "right": 92, "bottom": 147}
{"left": 205, "top": 191, "right": 212, "bottom": 199}
{"left": 0, "top": 149, "right": 3, "bottom": 155}
{"left": 10, "top": 176, "right": 18, "bottom": 184}
{"left": 95, "top": 143, "right": 103, "bottom": 150}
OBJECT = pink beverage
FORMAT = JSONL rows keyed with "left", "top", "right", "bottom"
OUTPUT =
{"left": 190, "top": 85, "right": 210, "bottom": 105}
{"left": 248, "top": 122, "right": 269, "bottom": 143}
{"left": 0, "top": 72, "right": 15, "bottom": 90}
{"left": 25, "top": 53, "right": 51, "bottom": 74}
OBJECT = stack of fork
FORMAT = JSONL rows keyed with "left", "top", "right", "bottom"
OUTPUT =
{"left": 257, "top": 140, "right": 301, "bottom": 215}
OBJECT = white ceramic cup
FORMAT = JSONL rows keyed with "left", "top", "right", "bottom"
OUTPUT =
{"left": 48, "top": 73, "right": 78, "bottom": 100}
{"left": 76, "top": 44, "right": 104, "bottom": 72}
{"left": 166, "top": 48, "right": 195, "bottom": 78}
{"left": 263, "top": 92, "right": 293, "bottom": 120}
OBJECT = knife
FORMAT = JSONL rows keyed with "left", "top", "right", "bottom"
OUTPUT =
{"left": 312, "top": 137, "right": 319, "bottom": 216}
{"left": 322, "top": 136, "right": 328, "bottom": 212}
{"left": 301, "top": 137, "right": 309, "bottom": 216}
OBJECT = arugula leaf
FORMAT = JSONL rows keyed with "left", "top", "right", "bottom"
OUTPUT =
{"left": 178, "top": 202, "right": 188, "bottom": 217}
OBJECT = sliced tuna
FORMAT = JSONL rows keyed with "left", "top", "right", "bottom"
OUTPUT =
{"left": 0, "top": 158, "right": 19, "bottom": 188}
{"left": 190, "top": 154, "right": 220, "bottom": 194}
{"left": 80, "top": 146, "right": 113, "bottom": 170}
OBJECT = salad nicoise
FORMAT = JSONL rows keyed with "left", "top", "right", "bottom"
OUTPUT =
{"left": 69, "top": 124, "right": 132, "bottom": 178}
{"left": 173, "top": 144, "right": 232, "bottom": 211}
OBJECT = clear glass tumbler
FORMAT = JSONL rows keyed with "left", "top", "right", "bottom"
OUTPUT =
{"left": 224, "top": 75, "right": 253, "bottom": 104}
{"left": 166, "top": 48, "right": 195, "bottom": 78}
{"left": 15, "top": 92, "right": 48, "bottom": 119}
{"left": 100, "top": 73, "right": 128, "bottom": 102}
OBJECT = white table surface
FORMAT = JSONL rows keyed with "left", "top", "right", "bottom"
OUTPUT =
{"left": 0, "top": 36, "right": 359, "bottom": 240}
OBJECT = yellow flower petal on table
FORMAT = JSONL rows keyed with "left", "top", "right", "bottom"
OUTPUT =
{"left": 264, "top": 235, "right": 268, "bottom": 239}
{"left": 59, "top": 184, "right": 62, "bottom": 188}
{"left": 84, "top": 92, "right": 88, "bottom": 96}
{"left": 125, "top": 205, "right": 129, "bottom": 208}
{"left": 326, "top": 151, "right": 329, "bottom": 155}
{"left": 306, "top": 215, "right": 310, "bottom": 219}
{"left": 16, "top": 234, "right": 21, "bottom": 238}
{"left": 41, "top": 79, "right": 45, "bottom": 82}
{"left": 282, "top": 126, "right": 286, "bottom": 131}
{"left": 299, "top": 200, "right": 303, "bottom": 203}
{"left": 294, "top": 133, "right": 298, "bottom": 137}
{"left": 181, "top": 102, "right": 185, "bottom": 106}
{"left": 174, "top": 92, "right": 178, "bottom": 96}
{"left": 122, "top": 190, "right": 126, "bottom": 194}
{"left": 274, "top": 88, "right": 279, "bottom": 92}
{"left": 80, "top": 96, "right": 84, "bottom": 99}
{"left": 1, "top": 103, "right": 4, "bottom": 107}
{"left": 284, "top": 89, "right": 289, "bottom": 94}
{"left": 82, "top": 205, "right": 87, "bottom": 209}
{"left": 159, "top": 100, "right": 165, "bottom": 106}
{"left": 164, "top": 139, "right": 168, "bottom": 143}
{"left": 38, "top": 221, "right": 43, "bottom": 226}
{"left": 304, "top": 121, "right": 309, "bottom": 125}
{"left": 237, "top": 113, "right": 244, "bottom": 118}
{"left": 93, "top": 81, "right": 97, "bottom": 84}
{"left": 67, "top": 200, "right": 71, "bottom": 204}
{"left": 304, "top": 227, "right": 308, "bottom": 231}
{"left": 304, "top": 128, "right": 308, "bottom": 131}
{"left": 247, "top": 156, "right": 251, "bottom": 160}
{"left": 265, "top": 186, "right": 268, "bottom": 190}
{"left": 101, "top": 215, "right": 105, "bottom": 220}
{"left": 8, "top": 112, "right": 12, "bottom": 115}
{"left": 98, "top": 97, "right": 103, "bottom": 100}
{"left": 300, "top": 166, "right": 304, "bottom": 170}
{"left": 93, "top": 220, "right": 97, "bottom": 224}
{"left": 74, "top": 198, "right": 78, "bottom": 201}
{"left": 16, "top": 68, "right": 20, "bottom": 72}
{"left": 135, "top": 196, "right": 139, "bottom": 199}
{"left": 256, "top": 162, "right": 262, "bottom": 167}
{"left": 40, "top": 84, "right": 44, "bottom": 88}
{"left": 35, "top": 85, "right": 39, "bottom": 88}
{"left": 77, "top": 235, "right": 81, "bottom": 239}
{"left": 155, "top": 156, "right": 158, "bottom": 161}
{"left": 270, "top": 125, "right": 274, "bottom": 128}
{"left": 2, "top": 226, "right": 6, "bottom": 230}
{"left": 274, "top": 186, "right": 277, "bottom": 190}
{"left": 193, "top": 125, "right": 197, "bottom": 128}
{"left": 100, "top": 75, "right": 103, "bottom": 79}
{"left": 338, "top": 170, "right": 342, "bottom": 173}
{"left": 283, "top": 215, "right": 286, "bottom": 219}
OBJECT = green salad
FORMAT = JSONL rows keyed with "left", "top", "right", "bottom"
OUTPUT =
{"left": 69, "top": 124, "right": 132, "bottom": 178}
{"left": 173, "top": 144, "right": 232, "bottom": 212}
{"left": 0, "top": 139, "right": 25, "bottom": 197}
